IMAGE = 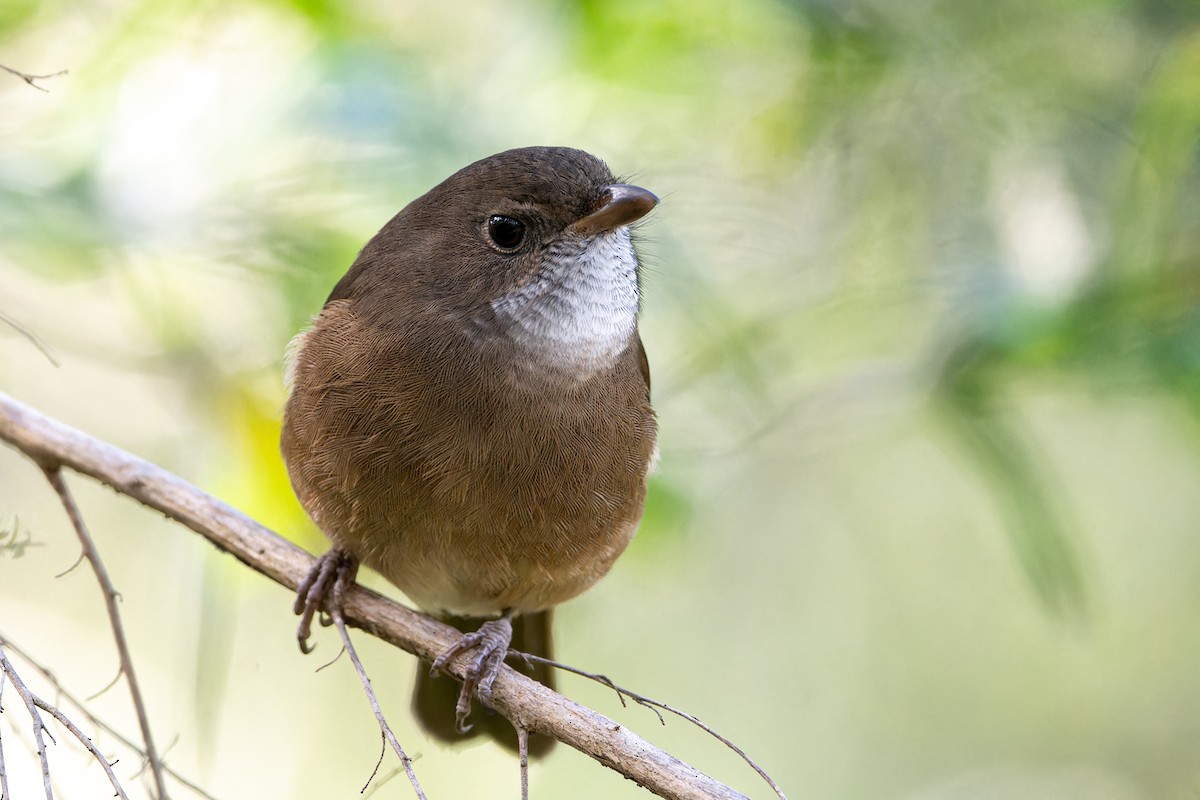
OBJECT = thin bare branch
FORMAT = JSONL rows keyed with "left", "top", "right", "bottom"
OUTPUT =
{"left": 0, "top": 309, "right": 60, "bottom": 366}
{"left": 361, "top": 766, "right": 404, "bottom": 799}
{"left": 329, "top": 597, "right": 427, "bottom": 799}
{"left": 40, "top": 467, "right": 169, "bottom": 800}
{"left": 360, "top": 734, "right": 388, "bottom": 795}
{"left": 0, "top": 643, "right": 55, "bottom": 799}
{"left": 517, "top": 653, "right": 789, "bottom": 800}
{"left": 53, "top": 549, "right": 86, "bottom": 579}
{"left": 0, "top": 390, "right": 756, "bottom": 800}
{"left": 31, "top": 695, "right": 131, "bottom": 800}
{"left": 0, "top": 670, "right": 11, "bottom": 800}
{"left": 518, "top": 726, "right": 529, "bottom": 800}
{"left": 85, "top": 666, "right": 124, "bottom": 702}
{"left": 0, "top": 64, "right": 67, "bottom": 92}
{"left": 0, "top": 637, "right": 218, "bottom": 800}
{"left": 0, "top": 641, "right": 131, "bottom": 799}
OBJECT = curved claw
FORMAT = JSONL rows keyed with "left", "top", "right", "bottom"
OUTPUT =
{"left": 431, "top": 630, "right": 486, "bottom": 677}
{"left": 474, "top": 645, "right": 509, "bottom": 706}
{"left": 294, "top": 549, "right": 359, "bottom": 654}
{"left": 430, "top": 614, "right": 516, "bottom": 734}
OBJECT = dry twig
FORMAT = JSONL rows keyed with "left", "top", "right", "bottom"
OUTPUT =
{"left": 0, "top": 391, "right": 757, "bottom": 800}
{"left": 0, "top": 641, "right": 54, "bottom": 798}
{"left": 40, "top": 466, "right": 170, "bottom": 800}
{"left": 518, "top": 726, "right": 530, "bottom": 800}
{"left": 516, "top": 653, "right": 788, "bottom": 800}
{"left": 0, "top": 309, "right": 59, "bottom": 367}
{"left": 0, "top": 672, "right": 10, "bottom": 800}
{"left": 0, "top": 64, "right": 67, "bottom": 92}
{"left": 328, "top": 588, "right": 427, "bottom": 799}
{"left": 0, "top": 637, "right": 217, "bottom": 800}
{"left": 29, "top": 691, "right": 132, "bottom": 800}
{"left": 0, "top": 641, "right": 132, "bottom": 799}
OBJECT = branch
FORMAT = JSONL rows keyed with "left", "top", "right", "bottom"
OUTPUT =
{"left": 40, "top": 467, "right": 169, "bottom": 800}
{"left": 0, "top": 642, "right": 55, "bottom": 799}
{"left": 0, "top": 689, "right": 9, "bottom": 800}
{"left": 0, "top": 309, "right": 59, "bottom": 366}
{"left": 0, "top": 391, "right": 752, "bottom": 800}
{"left": 329, "top": 588, "right": 427, "bottom": 799}
{"left": 0, "top": 64, "right": 67, "bottom": 92}
{"left": 518, "top": 654, "right": 787, "bottom": 800}
{"left": 1, "top": 640, "right": 135, "bottom": 799}
{"left": 0, "top": 672, "right": 10, "bottom": 800}
{"left": 0, "top": 636, "right": 217, "bottom": 800}
{"left": 30, "top": 690, "right": 132, "bottom": 800}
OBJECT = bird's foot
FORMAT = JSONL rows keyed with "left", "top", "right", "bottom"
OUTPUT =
{"left": 431, "top": 613, "right": 515, "bottom": 733}
{"left": 293, "top": 548, "right": 359, "bottom": 654}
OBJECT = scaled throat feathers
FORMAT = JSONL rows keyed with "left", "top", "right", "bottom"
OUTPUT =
{"left": 489, "top": 226, "right": 641, "bottom": 377}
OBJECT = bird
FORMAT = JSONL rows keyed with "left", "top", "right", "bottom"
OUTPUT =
{"left": 280, "top": 146, "right": 659, "bottom": 753}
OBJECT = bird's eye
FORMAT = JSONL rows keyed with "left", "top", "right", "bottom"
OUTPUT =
{"left": 487, "top": 215, "right": 526, "bottom": 250}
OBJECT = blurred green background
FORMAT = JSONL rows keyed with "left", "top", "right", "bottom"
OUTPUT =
{"left": 3, "top": 0, "right": 1200, "bottom": 797}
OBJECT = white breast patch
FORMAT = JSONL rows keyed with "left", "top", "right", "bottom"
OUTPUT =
{"left": 491, "top": 228, "right": 640, "bottom": 376}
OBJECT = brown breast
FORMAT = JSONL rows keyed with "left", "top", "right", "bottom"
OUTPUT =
{"left": 281, "top": 299, "right": 656, "bottom": 616}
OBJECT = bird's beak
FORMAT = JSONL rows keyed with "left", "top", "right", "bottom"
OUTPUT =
{"left": 569, "top": 184, "right": 659, "bottom": 236}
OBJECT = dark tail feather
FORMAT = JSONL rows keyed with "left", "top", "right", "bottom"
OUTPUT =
{"left": 412, "top": 610, "right": 556, "bottom": 757}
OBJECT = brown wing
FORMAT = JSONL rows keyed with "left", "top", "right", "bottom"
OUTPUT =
{"left": 636, "top": 333, "right": 651, "bottom": 402}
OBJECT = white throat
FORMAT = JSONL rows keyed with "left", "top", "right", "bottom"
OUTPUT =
{"left": 491, "top": 228, "right": 640, "bottom": 375}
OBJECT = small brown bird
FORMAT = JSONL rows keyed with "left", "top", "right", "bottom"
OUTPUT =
{"left": 281, "top": 146, "right": 658, "bottom": 752}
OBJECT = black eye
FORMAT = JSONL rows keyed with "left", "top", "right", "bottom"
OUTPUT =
{"left": 487, "top": 215, "right": 526, "bottom": 250}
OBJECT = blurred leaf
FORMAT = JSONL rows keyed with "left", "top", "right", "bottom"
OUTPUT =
{"left": 933, "top": 336, "right": 1089, "bottom": 618}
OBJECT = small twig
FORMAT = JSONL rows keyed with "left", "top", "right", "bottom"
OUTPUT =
{"left": 85, "top": 666, "right": 123, "bottom": 702}
{"left": 1, "top": 642, "right": 130, "bottom": 799}
{"left": 514, "top": 654, "right": 658, "bottom": 719}
{"left": 0, "top": 64, "right": 67, "bottom": 93}
{"left": 0, "top": 636, "right": 217, "bottom": 800}
{"left": 31, "top": 695, "right": 131, "bottom": 800}
{"left": 360, "top": 733, "right": 387, "bottom": 794}
{"left": 329, "top": 604, "right": 427, "bottom": 800}
{"left": 361, "top": 766, "right": 403, "bottom": 799}
{"left": 0, "top": 670, "right": 11, "bottom": 800}
{"left": 0, "top": 309, "right": 60, "bottom": 366}
{"left": 53, "top": 549, "right": 87, "bottom": 579}
{"left": 515, "top": 652, "right": 788, "bottom": 800}
{"left": 517, "top": 726, "right": 529, "bottom": 800}
{"left": 314, "top": 647, "right": 346, "bottom": 673}
{"left": 41, "top": 466, "right": 169, "bottom": 800}
{"left": 0, "top": 643, "right": 55, "bottom": 799}
{"left": 134, "top": 734, "right": 179, "bottom": 781}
